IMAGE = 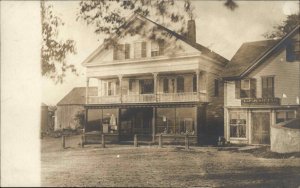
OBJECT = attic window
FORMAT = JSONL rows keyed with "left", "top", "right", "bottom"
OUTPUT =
{"left": 151, "top": 41, "right": 164, "bottom": 57}
{"left": 113, "top": 44, "right": 125, "bottom": 60}
{"left": 286, "top": 40, "right": 300, "bottom": 62}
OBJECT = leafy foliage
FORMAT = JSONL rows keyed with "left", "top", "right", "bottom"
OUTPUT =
{"left": 264, "top": 13, "right": 300, "bottom": 39}
{"left": 77, "top": 0, "right": 196, "bottom": 49}
{"left": 41, "top": 1, "right": 77, "bottom": 84}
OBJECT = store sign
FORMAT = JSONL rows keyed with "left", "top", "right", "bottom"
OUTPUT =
{"left": 241, "top": 98, "right": 280, "bottom": 106}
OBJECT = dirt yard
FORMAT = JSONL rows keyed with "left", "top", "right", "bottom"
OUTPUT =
{"left": 41, "top": 136, "right": 300, "bottom": 187}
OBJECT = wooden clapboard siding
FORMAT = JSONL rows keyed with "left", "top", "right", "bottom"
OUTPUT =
{"left": 250, "top": 48, "right": 300, "bottom": 105}
{"left": 55, "top": 105, "right": 84, "bottom": 130}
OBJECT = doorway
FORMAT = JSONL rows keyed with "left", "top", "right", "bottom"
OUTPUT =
{"left": 252, "top": 112, "right": 270, "bottom": 144}
{"left": 119, "top": 108, "right": 153, "bottom": 141}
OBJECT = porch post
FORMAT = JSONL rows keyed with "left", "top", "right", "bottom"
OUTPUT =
{"left": 118, "top": 75, "right": 123, "bottom": 103}
{"left": 153, "top": 72, "right": 158, "bottom": 102}
{"left": 152, "top": 107, "right": 156, "bottom": 142}
{"left": 86, "top": 77, "right": 90, "bottom": 104}
{"left": 196, "top": 71, "right": 200, "bottom": 99}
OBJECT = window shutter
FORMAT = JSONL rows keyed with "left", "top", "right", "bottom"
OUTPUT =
{"left": 286, "top": 42, "right": 295, "bottom": 62}
{"left": 159, "top": 41, "right": 164, "bottom": 55}
{"left": 141, "top": 42, "right": 147, "bottom": 58}
{"left": 125, "top": 44, "right": 130, "bottom": 59}
{"left": 235, "top": 80, "right": 241, "bottom": 99}
{"left": 113, "top": 46, "right": 118, "bottom": 60}
{"left": 163, "top": 78, "right": 169, "bottom": 93}
{"left": 250, "top": 78, "right": 256, "bottom": 98}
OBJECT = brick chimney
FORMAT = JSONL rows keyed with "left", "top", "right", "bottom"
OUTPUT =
{"left": 187, "top": 20, "right": 196, "bottom": 43}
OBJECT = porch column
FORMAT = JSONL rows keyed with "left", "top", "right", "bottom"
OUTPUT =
{"left": 84, "top": 108, "right": 88, "bottom": 134}
{"left": 118, "top": 75, "right": 123, "bottom": 103}
{"left": 85, "top": 77, "right": 90, "bottom": 104}
{"left": 152, "top": 107, "right": 156, "bottom": 142}
{"left": 196, "top": 70, "right": 200, "bottom": 99}
{"left": 153, "top": 72, "right": 158, "bottom": 102}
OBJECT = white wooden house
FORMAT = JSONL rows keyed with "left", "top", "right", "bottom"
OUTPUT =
{"left": 222, "top": 25, "right": 300, "bottom": 144}
{"left": 82, "top": 14, "right": 228, "bottom": 144}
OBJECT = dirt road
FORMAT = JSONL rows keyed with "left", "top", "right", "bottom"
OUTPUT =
{"left": 41, "top": 136, "right": 300, "bottom": 187}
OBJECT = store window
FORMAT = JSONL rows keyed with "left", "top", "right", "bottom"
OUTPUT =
{"left": 276, "top": 111, "right": 296, "bottom": 123}
{"left": 87, "top": 109, "right": 102, "bottom": 132}
{"left": 229, "top": 112, "right": 246, "bottom": 138}
{"left": 102, "top": 109, "right": 118, "bottom": 134}
{"left": 156, "top": 108, "right": 176, "bottom": 134}
{"left": 176, "top": 107, "right": 195, "bottom": 135}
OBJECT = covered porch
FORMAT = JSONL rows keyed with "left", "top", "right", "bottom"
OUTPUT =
{"left": 83, "top": 103, "right": 207, "bottom": 145}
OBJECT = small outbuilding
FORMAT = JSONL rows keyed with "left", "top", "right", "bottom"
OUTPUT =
{"left": 41, "top": 103, "right": 48, "bottom": 133}
{"left": 55, "top": 87, "right": 97, "bottom": 130}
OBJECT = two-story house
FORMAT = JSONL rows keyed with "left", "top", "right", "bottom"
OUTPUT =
{"left": 222, "top": 25, "right": 300, "bottom": 145}
{"left": 82, "top": 14, "right": 228, "bottom": 144}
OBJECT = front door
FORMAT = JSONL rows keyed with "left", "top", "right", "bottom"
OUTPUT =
{"left": 252, "top": 112, "right": 270, "bottom": 144}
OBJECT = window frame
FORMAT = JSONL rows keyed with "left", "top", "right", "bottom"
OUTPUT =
{"left": 261, "top": 76, "right": 275, "bottom": 98}
{"left": 229, "top": 111, "right": 247, "bottom": 139}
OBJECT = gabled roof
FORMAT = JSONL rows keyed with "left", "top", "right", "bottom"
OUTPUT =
{"left": 82, "top": 14, "right": 228, "bottom": 65}
{"left": 57, "top": 87, "right": 97, "bottom": 106}
{"left": 222, "top": 25, "right": 300, "bottom": 80}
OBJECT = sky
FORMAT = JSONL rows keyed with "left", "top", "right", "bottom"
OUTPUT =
{"left": 42, "top": 1, "right": 299, "bottom": 105}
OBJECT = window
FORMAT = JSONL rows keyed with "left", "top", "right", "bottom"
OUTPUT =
{"left": 134, "top": 41, "right": 147, "bottom": 58}
{"left": 286, "top": 40, "right": 300, "bottom": 62}
{"left": 236, "top": 79, "right": 256, "bottom": 99}
{"left": 163, "top": 78, "right": 169, "bottom": 93}
{"left": 176, "top": 76, "right": 184, "bottom": 93}
{"left": 156, "top": 107, "right": 195, "bottom": 135}
{"left": 139, "top": 79, "right": 154, "bottom": 94}
{"left": 151, "top": 41, "right": 164, "bottom": 57}
{"left": 276, "top": 111, "right": 296, "bottom": 123}
{"left": 129, "top": 79, "right": 134, "bottom": 91}
{"left": 113, "top": 44, "right": 125, "bottom": 60}
{"left": 241, "top": 79, "right": 250, "bottom": 98}
{"left": 262, "top": 76, "right": 274, "bottom": 98}
{"left": 229, "top": 112, "right": 246, "bottom": 138}
{"left": 214, "top": 79, "right": 219, "bottom": 97}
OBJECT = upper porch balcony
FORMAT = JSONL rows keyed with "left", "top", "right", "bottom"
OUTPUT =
{"left": 86, "top": 71, "right": 209, "bottom": 105}
{"left": 88, "top": 92, "right": 208, "bottom": 104}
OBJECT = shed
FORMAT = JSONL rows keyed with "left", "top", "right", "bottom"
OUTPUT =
{"left": 55, "top": 87, "right": 97, "bottom": 130}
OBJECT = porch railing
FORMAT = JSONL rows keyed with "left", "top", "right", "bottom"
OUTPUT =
{"left": 123, "top": 94, "right": 156, "bottom": 103}
{"left": 158, "top": 92, "right": 198, "bottom": 102}
{"left": 88, "top": 96, "right": 120, "bottom": 104}
{"left": 88, "top": 92, "right": 208, "bottom": 104}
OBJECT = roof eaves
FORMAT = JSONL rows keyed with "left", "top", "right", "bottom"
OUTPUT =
{"left": 239, "top": 25, "right": 300, "bottom": 78}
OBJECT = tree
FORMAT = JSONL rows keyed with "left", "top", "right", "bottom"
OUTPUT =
{"left": 264, "top": 13, "right": 300, "bottom": 39}
{"left": 41, "top": 0, "right": 77, "bottom": 84}
{"left": 76, "top": 0, "right": 238, "bottom": 49}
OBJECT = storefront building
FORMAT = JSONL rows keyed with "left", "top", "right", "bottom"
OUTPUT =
{"left": 81, "top": 14, "right": 228, "bottom": 144}
{"left": 222, "top": 25, "right": 300, "bottom": 145}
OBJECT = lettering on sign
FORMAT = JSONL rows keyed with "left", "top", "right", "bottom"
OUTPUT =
{"left": 241, "top": 98, "right": 280, "bottom": 106}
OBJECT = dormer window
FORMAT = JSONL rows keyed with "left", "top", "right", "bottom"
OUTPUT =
{"left": 286, "top": 39, "right": 300, "bottom": 62}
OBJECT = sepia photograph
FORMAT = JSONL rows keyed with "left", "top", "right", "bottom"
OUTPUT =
{"left": 1, "top": 0, "right": 300, "bottom": 187}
